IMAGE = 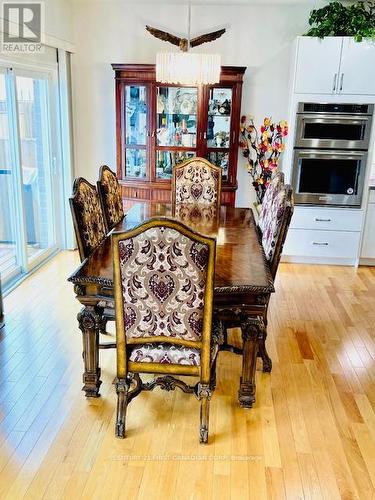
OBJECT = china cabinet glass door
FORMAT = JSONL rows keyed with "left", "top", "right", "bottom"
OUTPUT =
{"left": 155, "top": 86, "right": 198, "bottom": 180}
{"left": 124, "top": 84, "right": 148, "bottom": 179}
{"left": 206, "top": 87, "right": 232, "bottom": 181}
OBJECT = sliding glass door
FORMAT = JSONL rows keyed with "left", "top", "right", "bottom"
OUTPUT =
{"left": 17, "top": 73, "right": 56, "bottom": 265}
{"left": 0, "top": 71, "right": 19, "bottom": 280}
{"left": 0, "top": 67, "right": 58, "bottom": 289}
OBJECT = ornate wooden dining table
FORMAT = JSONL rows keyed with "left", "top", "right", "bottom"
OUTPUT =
{"left": 68, "top": 202, "right": 274, "bottom": 408}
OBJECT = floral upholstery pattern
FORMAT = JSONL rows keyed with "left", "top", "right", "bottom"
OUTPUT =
{"left": 128, "top": 343, "right": 200, "bottom": 365}
{"left": 128, "top": 340, "right": 219, "bottom": 366}
{"left": 119, "top": 226, "right": 208, "bottom": 342}
{"left": 258, "top": 172, "right": 285, "bottom": 234}
{"left": 175, "top": 160, "right": 220, "bottom": 206}
{"left": 260, "top": 187, "right": 287, "bottom": 263}
{"left": 98, "top": 167, "right": 124, "bottom": 230}
{"left": 174, "top": 203, "right": 218, "bottom": 227}
{"left": 72, "top": 180, "right": 106, "bottom": 258}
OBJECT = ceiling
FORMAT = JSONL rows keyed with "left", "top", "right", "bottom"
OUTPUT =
{"left": 123, "top": 0, "right": 319, "bottom": 3}
{"left": 79, "top": 0, "right": 332, "bottom": 4}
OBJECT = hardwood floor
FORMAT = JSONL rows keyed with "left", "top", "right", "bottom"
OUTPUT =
{"left": 1, "top": 251, "right": 375, "bottom": 499}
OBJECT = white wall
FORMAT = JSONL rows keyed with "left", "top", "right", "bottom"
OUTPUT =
{"left": 70, "top": 0, "right": 325, "bottom": 206}
{"left": 45, "top": 0, "right": 73, "bottom": 44}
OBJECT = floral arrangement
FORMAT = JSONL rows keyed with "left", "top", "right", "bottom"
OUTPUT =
{"left": 239, "top": 116, "right": 288, "bottom": 205}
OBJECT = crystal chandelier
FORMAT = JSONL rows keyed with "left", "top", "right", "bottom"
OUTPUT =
{"left": 155, "top": 3, "right": 221, "bottom": 85}
{"left": 156, "top": 52, "right": 221, "bottom": 85}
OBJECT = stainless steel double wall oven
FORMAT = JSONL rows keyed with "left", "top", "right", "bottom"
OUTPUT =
{"left": 292, "top": 102, "right": 373, "bottom": 207}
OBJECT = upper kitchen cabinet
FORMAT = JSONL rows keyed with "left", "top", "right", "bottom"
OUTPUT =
{"left": 112, "top": 64, "right": 246, "bottom": 206}
{"left": 339, "top": 38, "right": 375, "bottom": 95}
{"left": 294, "top": 37, "right": 342, "bottom": 94}
{"left": 294, "top": 36, "right": 375, "bottom": 95}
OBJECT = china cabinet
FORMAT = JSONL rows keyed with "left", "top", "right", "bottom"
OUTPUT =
{"left": 112, "top": 64, "right": 246, "bottom": 205}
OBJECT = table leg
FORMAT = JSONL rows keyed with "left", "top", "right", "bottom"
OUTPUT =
{"left": 238, "top": 316, "right": 264, "bottom": 408}
{"left": 77, "top": 305, "right": 105, "bottom": 397}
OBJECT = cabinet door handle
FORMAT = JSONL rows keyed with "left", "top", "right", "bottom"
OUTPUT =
{"left": 315, "top": 218, "right": 331, "bottom": 222}
{"left": 312, "top": 242, "right": 329, "bottom": 246}
{"left": 203, "top": 131, "right": 207, "bottom": 140}
{"left": 151, "top": 130, "right": 155, "bottom": 138}
{"left": 232, "top": 131, "right": 236, "bottom": 143}
{"left": 339, "top": 73, "right": 344, "bottom": 92}
{"left": 332, "top": 73, "right": 337, "bottom": 92}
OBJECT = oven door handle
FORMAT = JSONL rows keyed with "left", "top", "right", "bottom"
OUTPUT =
{"left": 339, "top": 73, "right": 344, "bottom": 92}
{"left": 332, "top": 73, "right": 337, "bottom": 93}
{"left": 299, "top": 115, "right": 369, "bottom": 123}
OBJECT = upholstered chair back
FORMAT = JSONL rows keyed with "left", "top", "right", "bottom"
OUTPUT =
{"left": 112, "top": 219, "right": 216, "bottom": 371}
{"left": 258, "top": 171, "right": 285, "bottom": 234}
{"left": 97, "top": 165, "right": 124, "bottom": 232}
{"left": 258, "top": 178, "right": 294, "bottom": 280}
{"left": 172, "top": 157, "right": 222, "bottom": 208}
{"left": 69, "top": 178, "right": 107, "bottom": 261}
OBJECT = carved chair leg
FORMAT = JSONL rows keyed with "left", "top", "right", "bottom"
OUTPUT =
{"left": 210, "top": 358, "right": 217, "bottom": 391}
{"left": 197, "top": 383, "right": 212, "bottom": 444}
{"left": 258, "top": 334, "right": 272, "bottom": 373}
{"left": 115, "top": 378, "right": 130, "bottom": 438}
{"left": 258, "top": 304, "right": 272, "bottom": 372}
{"left": 77, "top": 305, "right": 103, "bottom": 398}
{"left": 222, "top": 321, "right": 229, "bottom": 345}
{"left": 238, "top": 316, "right": 263, "bottom": 409}
{"left": 217, "top": 319, "right": 242, "bottom": 355}
{"left": 99, "top": 317, "right": 109, "bottom": 336}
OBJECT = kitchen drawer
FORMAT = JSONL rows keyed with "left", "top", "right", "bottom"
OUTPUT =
{"left": 284, "top": 229, "right": 361, "bottom": 259}
{"left": 368, "top": 189, "right": 375, "bottom": 204}
{"left": 290, "top": 207, "right": 363, "bottom": 232}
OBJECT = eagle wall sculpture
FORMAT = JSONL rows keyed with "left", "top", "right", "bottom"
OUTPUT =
{"left": 146, "top": 25, "right": 226, "bottom": 52}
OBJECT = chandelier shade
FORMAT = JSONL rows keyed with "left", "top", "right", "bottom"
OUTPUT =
{"left": 156, "top": 52, "right": 221, "bottom": 85}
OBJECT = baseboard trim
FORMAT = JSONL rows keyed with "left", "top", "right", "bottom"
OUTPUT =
{"left": 359, "top": 258, "right": 375, "bottom": 266}
{"left": 281, "top": 255, "right": 357, "bottom": 266}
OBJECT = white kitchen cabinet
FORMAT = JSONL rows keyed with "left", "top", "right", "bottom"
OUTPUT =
{"left": 285, "top": 228, "right": 361, "bottom": 261}
{"left": 290, "top": 207, "right": 363, "bottom": 232}
{"left": 361, "top": 191, "right": 375, "bottom": 260}
{"left": 294, "top": 37, "right": 342, "bottom": 94}
{"left": 340, "top": 38, "right": 375, "bottom": 95}
{"left": 284, "top": 206, "right": 364, "bottom": 265}
{"left": 294, "top": 36, "right": 375, "bottom": 96}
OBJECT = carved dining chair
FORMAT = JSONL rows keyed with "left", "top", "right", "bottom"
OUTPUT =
{"left": 69, "top": 177, "right": 107, "bottom": 261}
{"left": 221, "top": 173, "right": 294, "bottom": 373}
{"left": 258, "top": 172, "right": 294, "bottom": 280}
{"left": 112, "top": 217, "right": 218, "bottom": 443}
{"left": 172, "top": 157, "right": 222, "bottom": 208}
{"left": 256, "top": 178, "right": 294, "bottom": 369}
{"left": 97, "top": 165, "right": 124, "bottom": 232}
{"left": 69, "top": 177, "right": 114, "bottom": 341}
